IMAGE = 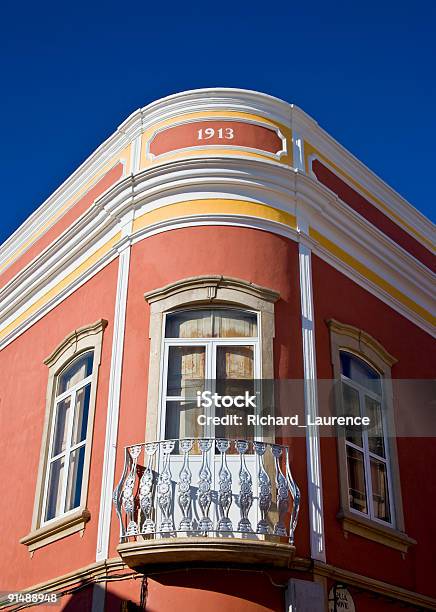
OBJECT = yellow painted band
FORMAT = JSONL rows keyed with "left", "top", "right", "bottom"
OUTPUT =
{"left": 0, "top": 232, "right": 121, "bottom": 343}
{"left": 132, "top": 198, "right": 297, "bottom": 233}
{"left": 305, "top": 143, "right": 434, "bottom": 253}
{"left": 0, "top": 198, "right": 432, "bottom": 346}
{"left": 310, "top": 227, "right": 435, "bottom": 326}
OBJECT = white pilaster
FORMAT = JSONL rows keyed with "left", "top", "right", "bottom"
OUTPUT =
{"left": 292, "top": 130, "right": 305, "bottom": 172}
{"left": 298, "top": 237, "right": 326, "bottom": 562}
{"left": 95, "top": 213, "right": 132, "bottom": 563}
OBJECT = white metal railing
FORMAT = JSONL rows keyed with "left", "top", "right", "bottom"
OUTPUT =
{"left": 113, "top": 437, "right": 300, "bottom": 544}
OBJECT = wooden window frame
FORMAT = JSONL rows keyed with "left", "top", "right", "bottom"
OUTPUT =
{"left": 160, "top": 307, "right": 261, "bottom": 442}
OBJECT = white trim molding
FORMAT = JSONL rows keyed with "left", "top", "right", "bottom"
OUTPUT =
{"left": 0, "top": 158, "right": 433, "bottom": 355}
{"left": 95, "top": 235, "right": 131, "bottom": 563}
{"left": 298, "top": 242, "right": 326, "bottom": 562}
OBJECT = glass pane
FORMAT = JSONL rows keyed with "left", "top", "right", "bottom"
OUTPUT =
{"left": 366, "top": 396, "right": 385, "bottom": 457}
{"left": 57, "top": 352, "right": 94, "bottom": 394}
{"left": 165, "top": 309, "right": 258, "bottom": 339}
{"left": 213, "top": 310, "right": 257, "bottom": 338}
{"left": 72, "top": 384, "right": 91, "bottom": 446}
{"left": 166, "top": 347, "right": 205, "bottom": 397}
{"left": 45, "top": 457, "right": 65, "bottom": 521}
{"left": 371, "top": 458, "right": 391, "bottom": 522}
{"left": 340, "top": 352, "right": 381, "bottom": 395}
{"left": 166, "top": 310, "right": 212, "bottom": 338}
{"left": 65, "top": 446, "right": 85, "bottom": 512}
{"left": 217, "top": 345, "right": 254, "bottom": 381}
{"left": 52, "top": 396, "right": 72, "bottom": 456}
{"left": 165, "top": 401, "right": 204, "bottom": 441}
{"left": 341, "top": 383, "right": 363, "bottom": 447}
{"left": 215, "top": 346, "right": 255, "bottom": 444}
{"left": 346, "top": 446, "right": 368, "bottom": 514}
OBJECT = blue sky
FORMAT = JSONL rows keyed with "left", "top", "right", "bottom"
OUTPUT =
{"left": 1, "top": 0, "right": 435, "bottom": 246}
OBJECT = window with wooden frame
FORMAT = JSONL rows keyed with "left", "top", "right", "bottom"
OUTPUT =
{"left": 21, "top": 319, "right": 107, "bottom": 553}
{"left": 161, "top": 307, "right": 260, "bottom": 444}
{"left": 144, "top": 276, "right": 279, "bottom": 444}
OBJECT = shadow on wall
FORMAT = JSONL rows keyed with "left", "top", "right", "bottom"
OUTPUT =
{"left": 58, "top": 582, "right": 144, "bottom": 612}
{"left": 57, "top": 569, "right": 286, "bottom": 611}
{"left": 144, "top": 569, "right": 285, "bottom": 611}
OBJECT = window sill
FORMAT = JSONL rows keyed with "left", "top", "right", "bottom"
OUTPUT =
{"left": 337, "top": 509, "right": 416, "bottom": 554}
{"left": 20, "top": 508, "right": 90, "bottom": 553}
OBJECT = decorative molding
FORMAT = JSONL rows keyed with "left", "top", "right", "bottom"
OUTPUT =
{"left": 96, "top": 243, "right": 131, "bottom": 562}
{"left": 298, "top": 243, "right": 326, "bottom": 563}
{"left": 290, "top": 103, "right": 435, "bottom": 248}
{"left": 313, "top": 561, "right": 436, "bottom": 610}
{"left": 307, "top": 231, "right": 434, "bottom": 337}
{"left": 308, "top": 153, "right": 435, "bottom": 265}
{"left": 0, "top": 158, "right": 433, "bottom": 352}
{"left": 327, "top": 319, "right": 397, "bottom": 367}
{"left": 145, "top": 117, "right": 288, "bottom": 162}
{"left": 0, "top": 557, "right": 128, "bottom": 608}
{"left": 2, "top": 88, "right": 433, "bottom": 284}
{"left": 0, "top": 241, "right": 119, "bottom": 352}
{"left": 44, "top": 319, "right": 108, "bottom": 367}
{"left": 144, "top": 275, "right": 280, "bottom": 305}
{"left": 338, "top": 509, "right": 416, "bottom": 554}
{"left": 20, "top": 508, "right": 91, "bottom": 553}
{"left": 132, "top": 88, "right": 293, "bottom": 132}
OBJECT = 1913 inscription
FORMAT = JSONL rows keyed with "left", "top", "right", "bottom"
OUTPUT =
{"left": 148, "top": 120, "right": 285, "bottom": 158}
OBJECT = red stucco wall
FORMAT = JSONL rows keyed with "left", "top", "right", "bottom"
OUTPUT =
{"left": 312, "top": 254, "right": 436, "bottom": 598}
{"left": 0, "top": 258, "right": 118, "bottom": 589}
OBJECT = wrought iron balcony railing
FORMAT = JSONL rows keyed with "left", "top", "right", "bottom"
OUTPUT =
{"left": 113, "top": 438, "right": 300, "bottom": 546}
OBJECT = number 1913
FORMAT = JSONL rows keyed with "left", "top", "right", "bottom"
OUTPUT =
{"left": 197, "top": 127, "right": 234, "bottom": 140}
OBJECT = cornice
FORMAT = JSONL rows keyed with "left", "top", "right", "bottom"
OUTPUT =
{"left": 292, "top": 106, "right": 435, "bottom": 247}
{"left": 0, "top": 140, "right": 129, "bottom": 271}
{"left": 299, "top": 171, "right": 434, "bottom": 298}
{"left": 0, "top": 157, "right": 433, "bottom": 350}
{"left": 129, "top": 87, "right": 292, "bottom": 131}
{"left": 2, "top": 88, "right": 433, "bottom": 277}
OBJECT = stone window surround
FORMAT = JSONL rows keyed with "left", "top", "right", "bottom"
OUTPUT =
{"left": 144, "top": 275, "right": 280, "bottom": 443}
{"left": 327, "top": 318, "right": 416, "bottom": 554}
{"left": 20, "top": 319, "right": 108, "bottom": 553}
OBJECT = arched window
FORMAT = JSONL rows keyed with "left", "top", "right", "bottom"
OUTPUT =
{"left": 144, "top": 276, "right": 279, "bottom": 445}
{"left": 21, "top": 320, "right": 106, "bottom": 553}
{"left": 340, "top": 351, "right": 392, "bottom": 524}
{"left": 327, "top": 319, "right": 416, "bottom": 554}
{"left": 42, "top": 352, "right": 94, "bottom": 522}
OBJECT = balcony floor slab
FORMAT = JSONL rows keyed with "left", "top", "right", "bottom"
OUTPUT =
{"left": 117, "top": 536, "right": 296, "bottom": 571}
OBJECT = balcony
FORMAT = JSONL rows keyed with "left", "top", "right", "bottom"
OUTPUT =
{"left": 113, "top": 438, "right": 300, "bottom": 570}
